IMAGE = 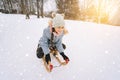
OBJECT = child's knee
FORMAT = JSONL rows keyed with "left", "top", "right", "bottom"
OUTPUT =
{"left": 36, "top": 47, "right": 44, "bottom": 58}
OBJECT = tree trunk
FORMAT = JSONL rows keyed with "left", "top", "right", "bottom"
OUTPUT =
{"left": 25, "top": 0, "right": 30, "bottom": 19}
{"left": 37, "top": 0, "right": 40, "bottom": 18}
{"left": 40, "top": 0, "right": 44, "bottom": 18}
{"left": 2, "top": 0, "right": 7, "bottom": 10}
{"left": 21, "top": 0, "right": 25, "bottom": 14}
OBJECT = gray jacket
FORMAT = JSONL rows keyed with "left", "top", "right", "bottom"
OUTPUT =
{"left": 39, "top": 27, "right": 64, "bottom": 54}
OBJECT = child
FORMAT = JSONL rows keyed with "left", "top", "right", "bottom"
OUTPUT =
{"left": 37, "top": 14, "right": 69, "bottom": 71}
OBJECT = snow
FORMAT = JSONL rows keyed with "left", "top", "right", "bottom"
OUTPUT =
{"left": 0, "top": 13, "right": 120, "bottom": 80}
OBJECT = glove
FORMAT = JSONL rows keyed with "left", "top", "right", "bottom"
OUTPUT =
{"left": 60, "top": 52, "right": 69, "bottom": 63}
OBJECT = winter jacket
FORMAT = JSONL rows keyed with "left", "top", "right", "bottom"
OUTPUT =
{"left": 39, "top": 26, "right": 64, "bottom": 54}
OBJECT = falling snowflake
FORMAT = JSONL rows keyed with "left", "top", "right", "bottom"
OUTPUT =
{"left": 26, "top": 36, "right": 30, "bottom": 40}
{"left": 105, "top": 50, "right": 109, "bottom": 54}
{"left": 25, "top": 54, "right": 29, "bottom": 57}
{"left": 112, "top": 61, "right": 116, "bottom": 65}
{"left": 0, "top": 71, "right": 4, "bottom": 75}
{"left": 19, "top": 72, "right": 23, "bottom": 76}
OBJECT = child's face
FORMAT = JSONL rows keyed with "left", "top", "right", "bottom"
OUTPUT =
{"left": 55, "top": 26, "right": 64, "bottom": 33}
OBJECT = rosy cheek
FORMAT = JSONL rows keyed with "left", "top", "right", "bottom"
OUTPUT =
{"left": 59, "top": 30, "right": 63, "bottom": 33}
{"left": 56, "top": 30, "right": 60, "bottom": 33}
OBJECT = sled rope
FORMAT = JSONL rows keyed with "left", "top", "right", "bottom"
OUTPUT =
{"left": 53, "top": 64, "right": 62, "bottom": 68}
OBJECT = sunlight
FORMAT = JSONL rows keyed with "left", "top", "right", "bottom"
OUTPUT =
{"left": 71, "top": 0, "right": 120, "bottom": 22}
{"left": 94, "top": 0, "right": 120, "bottom": 14}
{"left": 94, "top": 0, "right": 108, "bottom": 13}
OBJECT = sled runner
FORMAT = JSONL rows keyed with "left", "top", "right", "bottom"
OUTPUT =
{"left": 50, "top": 49, "right": 67, "bottom": 65}
{"left": 42, "top": 49, "right": 68, "bottom": 72}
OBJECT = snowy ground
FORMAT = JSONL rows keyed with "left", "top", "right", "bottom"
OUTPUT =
{"left": 0, "top": 13, "right": 120, "bottom": 80}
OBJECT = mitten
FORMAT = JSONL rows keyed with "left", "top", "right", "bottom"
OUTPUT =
{"left": 60, "top": 52, "right": 69, "bottom": 63}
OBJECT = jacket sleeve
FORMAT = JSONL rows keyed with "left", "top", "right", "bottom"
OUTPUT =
{"left": 56, "top": 37, "right": 64, "bottom": 53}
{"left": 39, "top": 29, "right": 50, "bottom": 54}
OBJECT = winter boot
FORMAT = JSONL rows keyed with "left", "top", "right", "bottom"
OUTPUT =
{"left": 45, "top": 54, "right": 53, "bottom": 71}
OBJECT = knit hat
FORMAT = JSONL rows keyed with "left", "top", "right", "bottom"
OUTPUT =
{"left": 52, "top": 14, "right": 65, "bottom": 27}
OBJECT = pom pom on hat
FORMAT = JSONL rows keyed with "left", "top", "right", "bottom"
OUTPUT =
{"left": 52, "top": 14, "right": 65, "bottom": 27}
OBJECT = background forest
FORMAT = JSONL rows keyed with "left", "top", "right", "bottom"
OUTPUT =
{"left": 0, "top": 0, "right": 120, "bottom": 26}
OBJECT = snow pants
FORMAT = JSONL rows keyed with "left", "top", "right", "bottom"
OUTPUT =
{"left": 36, "top": 43, "right": 66, "bottom": 59}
